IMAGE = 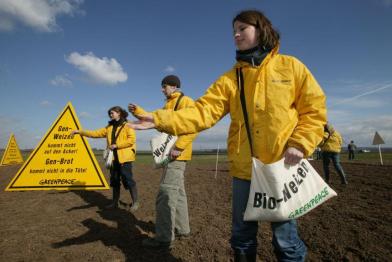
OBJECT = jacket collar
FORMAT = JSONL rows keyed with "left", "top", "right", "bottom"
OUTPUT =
{"left": 108, "top": 118, "right": 126, "bottom": 127}
{"left": 166, "top": 91, "right": 182, "bottom": 101}
{"left": 235, "top": 44, "right": 279, "bottom": 69}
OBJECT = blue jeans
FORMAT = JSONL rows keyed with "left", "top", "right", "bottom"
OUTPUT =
{"left": 322, "top": 151, "right": 347, "bottom": 184}
{"left": 110, "top": 161, "right": 136, "bottom": 189}
{"left": 230, "top": 177, "right": 307, "bottom": 261}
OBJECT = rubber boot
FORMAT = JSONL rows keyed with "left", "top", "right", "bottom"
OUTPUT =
{"left": 338, "top": 170, "right": 348, "bottom": 185}
{"left": 129, "top": 186, "right": 140, "bottom": 211}
{"left": 106, "top": 187, "right": 120, "bottom": 209}
{"left": 234, "top": 252, "right": 256, "bottom": 262}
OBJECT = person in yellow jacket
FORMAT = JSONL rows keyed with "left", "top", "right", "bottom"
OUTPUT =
{"left": 129, "top": 75, "right": 197, "bottom": 249}
{"left": 320, "top": 123, "right": 348, "bottom": 185}
{"left": 72, "top": 106, "right": 139, "bottom": 211}
{"left": 129, "top": 10, "right": 326, "bottom": 261}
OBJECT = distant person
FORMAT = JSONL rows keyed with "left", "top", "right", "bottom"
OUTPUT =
{"left": 348, "top": 140, "right": 357, "bottom": 160}
{"left": 128, "top": 75, "right": 198, "bottom": 250}
{"left": 128, "top": 10, "right": 326, "bottom": 262}
{"left": 72, "top": 106, "right": 140, "bottom": 211}
{"left": 320, "top": 123, "right": 348, "bottom": 185}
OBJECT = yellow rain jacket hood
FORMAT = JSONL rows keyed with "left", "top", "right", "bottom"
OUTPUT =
{"left": 153, "top": 47, "right": 327, "bottom": 180}
{"left": 80, "top": 122, "right": 136, "bottom": 163}
{"left": 133, "top": 92, "right": 197, "bottom": 161}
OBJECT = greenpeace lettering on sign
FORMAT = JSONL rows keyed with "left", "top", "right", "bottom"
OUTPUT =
{"left": 244, "top": 158, "right": 337, "bottom": 222}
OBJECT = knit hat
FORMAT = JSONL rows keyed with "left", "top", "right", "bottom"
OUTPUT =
{"left": 161, "top": 75, "right": 181, "bottom": 88}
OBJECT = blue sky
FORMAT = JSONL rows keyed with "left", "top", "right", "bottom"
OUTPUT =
{"left": 1, "top": 0, "right": 392, "bottom": 150}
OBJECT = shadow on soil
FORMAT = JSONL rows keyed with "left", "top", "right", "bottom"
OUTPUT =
{"left": 51, "top": 190, "right": 181, "bottom": 262}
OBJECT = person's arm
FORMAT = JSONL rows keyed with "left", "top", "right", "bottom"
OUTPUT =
{"left": 72, "top": 127, "right": 107, "bottom": 138}
{"left": 128, "top": 104, "right": 151, "bottom": 120}
{"left": 153, "top": 76, "right": 231, "bottom": 135}
{"left": 173, "top": 96, "right": 199, "bottom": 152}
{"left": 286, "top": 59, "right": 327, "bottom": 157}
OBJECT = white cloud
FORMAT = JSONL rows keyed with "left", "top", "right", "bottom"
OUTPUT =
{"left": 0, "top": 17, "right": 13, "bottom": 31}
{"left": 164, "top": 66, "right": 175, "bottom": 73}
{"left": 0, "top": 115, "right": 39, "bottom": 149}
{"left": 0, "top": 0, "right": 84, "bottom": 32}
{"left": 66, "top": 52, "right": 128, "bottom": 86}
{"left": 348, "top": 98, "right": 387, "bottom": 109}
{"left": 79, "top": 111, "right": 93, "bottom": 119}
{"left": 195, "top": 121, "right": 229, "bottom": 149}
{"left": 50, "top": 74, "right": 73, "bottom": 87}
{"left": 40, "top": 100, "right": 52, "bottom": 106}
{"left": 329, "top": 82, "right": 392, "bottom": 107}
{"left": 327, "top": 109, "right": 351, "bottom": 122}
{"left": 332, "top": 115, "right": 392, "bottom": 147}
{"left": 328, "top": 97, "right": 386, "bottom": 110}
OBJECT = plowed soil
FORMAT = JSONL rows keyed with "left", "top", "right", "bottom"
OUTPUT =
{"left": 0, "top": 158, "right": 391, "bottom": 261}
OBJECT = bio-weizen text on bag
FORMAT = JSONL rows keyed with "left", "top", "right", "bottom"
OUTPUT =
{"left": 243, "top": 158, "right": 337, "bottom": 222}
{"left": 150, "top": 132, "right": 177, "bottom": 168}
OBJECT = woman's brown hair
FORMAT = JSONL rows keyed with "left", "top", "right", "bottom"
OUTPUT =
{"left": 108, "top": 106, "right": 128, "bottom": 120}
{"left": 233, "top": 10, "right": 280, "bottom": 50}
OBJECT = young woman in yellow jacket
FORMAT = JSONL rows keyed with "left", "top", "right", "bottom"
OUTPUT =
{"left": 72, "top": 106, "right": 139, "bottom": 211}
{"left": 320, "top": 123, "right": 348, "bottom": 185}
{"left": 129, "top": 10, "right": 326, "bottom": 262}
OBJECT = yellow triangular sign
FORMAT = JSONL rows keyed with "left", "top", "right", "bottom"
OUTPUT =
{"left": 5, "top": 102, "right": 109, "bottom": 191}
{"left": 372, "top": 131, "right": 385, "bottom": 145}
{"left": 1, "top": 133, "right": 24, "bottom": 166}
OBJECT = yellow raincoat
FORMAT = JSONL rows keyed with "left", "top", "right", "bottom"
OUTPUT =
{"left": 320, "top": 130, "right": 343, "bottom": 153}
{"left": 153, "top": 47, "right": 327, "bottom": 180}
{"left": 134, "top": 92, "right": 197, "bottom": 161}
{"left": 79, "top": 123, "right": 136, "bottom": 163}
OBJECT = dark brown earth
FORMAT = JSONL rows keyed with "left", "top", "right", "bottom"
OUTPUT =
{"left": 0, "top": 158, "right": 391, "bottom": 262}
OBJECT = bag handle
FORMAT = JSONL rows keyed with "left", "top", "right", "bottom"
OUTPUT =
{"left": 162, "top": 93, "right": 184, "bottom": 153}
{"left": 236, "top": 68, "right": 254, "bottom": 156}
{"left": 174, "top": 92, "right": 185, "bottom": 111}
{"left": 108, "top": 122, "right": 126, "bottom": 148}
{"left": 318, "top": 126, "right": 333, "bottom": 148}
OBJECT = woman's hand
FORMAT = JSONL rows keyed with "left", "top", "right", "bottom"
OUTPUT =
{"left": 284, "top": 147, "right": 304, "bottom": 165}
{"left": 109, "top": 144, "right": 117, "bottom": 150}
{"left": 128, "top": 103, "right": 137, "bottom": 114}
{"left": 71, "top": 130, "right": 80, "bottom": 135}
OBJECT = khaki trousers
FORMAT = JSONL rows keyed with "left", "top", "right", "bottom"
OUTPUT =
{"left": 155, "top": 161, "right": 190, "bottom": 242}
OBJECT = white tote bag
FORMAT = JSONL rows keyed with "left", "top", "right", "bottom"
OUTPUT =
{"left": 243, "top": 158, "right": 337, "bottom": 222}
{"left": 150, "top": 132, "right": 177, "bottom": 168}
